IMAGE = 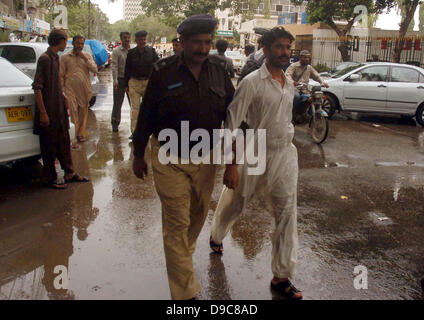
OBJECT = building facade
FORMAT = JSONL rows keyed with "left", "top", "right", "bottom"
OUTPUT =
{"left": 0, "top": 0, "right": 50, "bottom": 38}
{"left": 246, "top": 0, "right": 307, "bottom": 19}
{"left": 217, "top": 0, "right": 308, "bottom": 46}
{"left": 123, "top": 0, "right": 143, "bottom": 22}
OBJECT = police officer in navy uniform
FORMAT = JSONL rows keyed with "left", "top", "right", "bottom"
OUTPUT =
{"left": 132, "top": 15, "right": 235, "bottom": 300}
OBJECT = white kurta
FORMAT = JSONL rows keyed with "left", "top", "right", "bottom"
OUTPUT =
{"left": 211, "top": 62, "right": 299, "bottom": 278}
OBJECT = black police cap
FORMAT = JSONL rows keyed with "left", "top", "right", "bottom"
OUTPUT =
{"left": 177, "top": 14, "right": 217, "bottom": 37}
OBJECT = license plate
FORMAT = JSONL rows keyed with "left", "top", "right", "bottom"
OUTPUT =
{"left": 5, "top": 106, "right": 33, "bottom": 123}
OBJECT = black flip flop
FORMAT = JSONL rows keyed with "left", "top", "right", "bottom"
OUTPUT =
{"left": 209, "top": 236, "right": 223, "bottom": 254}
{"left": 270, "top": 280, "right": 303, "bottom": 300}
{"left": 65, "top": 173, "right": 90, "bottom": 183}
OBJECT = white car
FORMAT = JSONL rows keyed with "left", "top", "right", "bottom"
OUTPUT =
{"left": 0, "top": 57, "right": 75, "bottom": 164}
{"left": 0, "top": 42, "right": 100, "bottom": 107}
{"left": 312, "top": 62, "right": 424, "bottom": 126}
{"left": 0, "top": 42, "right": 48, "bottom": 79}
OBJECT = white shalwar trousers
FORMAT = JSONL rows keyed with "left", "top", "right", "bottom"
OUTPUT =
{"left": 211, "top": 143, "right": 299, "bottom": 279}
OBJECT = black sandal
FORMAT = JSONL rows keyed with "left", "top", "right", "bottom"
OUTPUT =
{"left": 209, "top": 236, "right": 223, "bottom": 254}
{"left": 65, "top": 173, "right": 90, "bottom": 183}
{"left": 270, "top": 280, "right": 303, "bottom": 300}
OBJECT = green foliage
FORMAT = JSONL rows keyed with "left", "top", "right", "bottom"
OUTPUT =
{"left": 263, "top": 0, "right": 271, "bottom": 19}
{"left": 233, "top": 29, "right": 241, "bottom": 43}
{"left": 314, "top": 63, "right": 331, "bottom": 73}
{"left": 0, "top": 29, "right": 10, "bottom": 42}
{"left": 65, "top": 1, "right": 110, "bottom": 40}
{"left": 38, "top": 0, "right": 110, "bottom": 39}
{"left": 395, "top": 0, "right": 422, "bottom": 31}
{"left": 292, "top": 0, "right": 396, "bottom": 25}
{"left": 139, "top": 0, "right": 262, "bottom": 28}
{"left": 106, "top": 20, "right": 130, "bottom": 42}
{"left": 128, "top": 15, "right": 177, "bottom": 44}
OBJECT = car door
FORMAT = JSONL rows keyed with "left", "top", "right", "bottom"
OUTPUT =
{"left": 1, "top": 46, "right": 37, "bottom": 79}
{"left": 343, "top": 65, "right": 389, "bottom": 112}
{"left": 386, "top": 66, "right": 424, "bottom": 115}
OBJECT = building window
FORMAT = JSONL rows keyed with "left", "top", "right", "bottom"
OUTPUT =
{"left": 228, "top": 20, "right": 233, "bottom": 30}
{"left": 276, "top": 5, "right": 283, "bottom": 12}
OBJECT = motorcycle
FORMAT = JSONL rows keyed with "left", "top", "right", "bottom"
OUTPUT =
{"left": 292, "top": 83, "right": 329, "bottom": 144}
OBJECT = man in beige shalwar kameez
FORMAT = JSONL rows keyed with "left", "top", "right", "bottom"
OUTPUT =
{"left": 60, "top": 35, "right": 98, "bottom": 146}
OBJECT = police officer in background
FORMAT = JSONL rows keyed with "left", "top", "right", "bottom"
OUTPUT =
{"left": 132, "top": 15, "right": 235, "bottom": 300}
{"left": 172, "top": 37, "right": 183, "bottom": 55}
{"left": 124, "top": 30, "right": 159, "bottom": 139}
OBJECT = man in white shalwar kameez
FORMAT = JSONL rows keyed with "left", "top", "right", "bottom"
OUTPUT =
{"left": 210, "top": 27, "right": 302, "bottom": 300}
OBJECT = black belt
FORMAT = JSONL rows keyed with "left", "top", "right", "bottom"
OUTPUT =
{"left": 133, "top": 77, "right": 149, "bottom": 81}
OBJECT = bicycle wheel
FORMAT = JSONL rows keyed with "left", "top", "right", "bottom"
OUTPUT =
{"left": 310, "top": 112, "right": 329, "bottom": 144}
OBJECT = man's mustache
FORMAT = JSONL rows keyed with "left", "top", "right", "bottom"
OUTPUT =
{"left": 279, "top": 55, "right": 289, "bottom": 59}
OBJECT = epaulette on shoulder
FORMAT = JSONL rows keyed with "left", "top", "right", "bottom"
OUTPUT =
{"left": 153, "top": 55, "right": 178, "bottom": 72}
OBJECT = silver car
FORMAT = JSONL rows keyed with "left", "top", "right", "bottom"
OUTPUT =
{"left": 0, "top": 42, "right": 100, "bottom": 107}
{"left": 313, "top": 62, "right": 424, "bottom": 126}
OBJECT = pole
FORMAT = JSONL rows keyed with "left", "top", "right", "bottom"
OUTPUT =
{"left": 88, "top": 0, "right": 91, "bottom": 39}
{"left": 50, "top": 0, "right": 53, "bottom": 28}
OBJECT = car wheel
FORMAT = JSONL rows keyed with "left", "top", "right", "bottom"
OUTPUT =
{"left": 89, "top": 96, "right": 96, "bottom": 108}
{"left": 416, "top": 104, "right": 424, "bottom": 127}
{"left": 322, "top": 94, "right": 337, "bottom": 119}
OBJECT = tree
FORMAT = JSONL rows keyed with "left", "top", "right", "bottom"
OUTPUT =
{"left": 396, "top": 0, "right": 415, "bottom": 31}
{"left": 129, "top": 15, "right": 177, "bottom": 44}
{"left": 66, "top": 1, "right": 110, "bottom": 39}
{"left": 106, "top": 20, "right": 130, "bottom": 42}
{"left": 139, "top": 0, "right": 261, "bottom": 28}
{"left": 292, "top": 0, "right": 396, "bottom": 61}
{"left": 38, "top": 0, "right": 111, "bottom": 39}
{"left": 392, "top": 0, "right": 420, "bottom": 63}
{"left": 39, "top": 0, "right": 85, "bottom": 20}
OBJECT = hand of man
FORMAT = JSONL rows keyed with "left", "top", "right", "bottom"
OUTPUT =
{"left": 113, "top": 83, "right": 118, "bottom": 90}
{"left": 323, "top": 82, "right": 329, "bottom": 88}
{"left": 133, "top": 156, "right": 148, "bottom": 180}
{"left": 223, "top": 164, "right": 239, "bottom": 190}
{"left": 40, "top": 112, "right": 49, "bottom": 127}
{"left": 294, "top": 81, "right": 299, "bottom": 87}
{"left": 79, "top": 52, "right": 89, "bottom": 62}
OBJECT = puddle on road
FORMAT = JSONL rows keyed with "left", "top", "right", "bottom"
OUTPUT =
{"left": 368, "top": 211, "right": 394, "bottom": 226}
{"left": 2, "top": 69, "right": 424, "bottom": 300}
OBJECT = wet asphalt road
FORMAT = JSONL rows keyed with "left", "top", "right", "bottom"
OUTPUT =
{"left": 0, "top": 69, "right": 423, "bottom": 300}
